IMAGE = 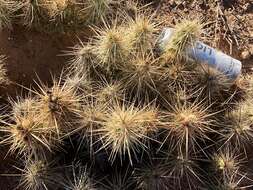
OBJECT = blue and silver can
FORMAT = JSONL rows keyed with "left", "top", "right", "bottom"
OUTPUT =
{"left": 158, "top": 28, "right": 242, "bottom": 80}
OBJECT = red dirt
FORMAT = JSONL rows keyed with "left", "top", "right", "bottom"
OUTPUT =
{"left": 0, "top": 25, "right": 92, "bottom": 99}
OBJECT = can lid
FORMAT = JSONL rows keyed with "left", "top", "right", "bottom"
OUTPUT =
{"left": 158, "top": 27, "right": 174, "bottom": 50}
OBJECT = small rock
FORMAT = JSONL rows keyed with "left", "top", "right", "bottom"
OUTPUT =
{"left": 241, "top": 50, "right": 251, "bottom": 60}
{"left": 250, "top": 32, "right": 253, "bottom": 38}
{"left": 249, "top": 45, "right": 253, "bottom": 55}
{"left": 244, "top": 3, "right": 252, "bottom": 12}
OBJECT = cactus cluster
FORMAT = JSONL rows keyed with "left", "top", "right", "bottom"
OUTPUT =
{"left": 0, "top": 0, "right": 21, "bottom": 30}
{"left": 0, "top": 0, "right": 141, "bottom": 32}
{"left": 0, "top": 1, "right": 252, "bottom": 190}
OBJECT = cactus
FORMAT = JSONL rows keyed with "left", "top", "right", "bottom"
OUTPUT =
{"left": 62, "top": 163, "right": 96, "bottom": 190}
{"left": 79, "top": 0, "right": 113, "bottom": 24}
{"left": 74, "top": 98, "right": 107, "bottom": 151}
{"left": 211, "top": 170, "right": 253, "bottom": 190}
{"left": 234, "top": 74, "right": 253, "bottom": 100}
{"left": 96, "top": 102, "right": 158, "bottom": 164}
{"left": 102, "top": 167, "right": 134, "bottom": 190}
{"left": 65, "top": 71, "right": 92, "bottom": 95}
{"left": 18, "top": 0, "right": 43, "bottom": 27}
{"left": 65, "top": 42, "right": 96, "bottom": 74}
{"left": 212, "top": 147, "right": 244, "bottom": 180}
{"left": 161, "top": 61, "right": 196, "bottom": 92}
{"left": 121, "top": 53, "right": 163, "bottom": 98}
{"left": 18, "top": 159, "right": 61, "bottom": 190}
{"left": 219, "top": 99, "right": 253, "bottom": 152}
{"left": 193, "top": 65, "right": 233, "bottom": 105}
{"left": 0, "top": 97, "right": 57, "bottom": 158}
{"left": 135, "top": 160, "right": 169, "bottom": 190}
{"left": 42, "top": 0, "right": 72, "bottom": 19}
{"left": 126, "top": 14, "right": 157, "bottom": 54}
{"left": 162, "top": 19, "right": 202, "bottom": 62}
{"left": 160, "top": 93, "right": 216, "bottom": 154}
{"left": 0, "top": 0, "right": 19, "bottom": 29}
{"left": 92, "top": 23, "right": 131, "bottom": 71}
{"left": 33, "top": 77, "right": 82, "bottom": 135}
{"left": 95, "top": 80, "right": 124, "bottom": 104}
{"left": 165, "top": 151, "right": 203, "bottom": 189}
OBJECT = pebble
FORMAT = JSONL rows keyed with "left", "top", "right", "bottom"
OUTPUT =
{"left": 241, "top": 50, "right": 251, "bottom": 60}
{"left": 249, "top": 45, "right": 253, "bottom": 55}
{"left": 250, "top": 32, "right": 253, "bottom": 38}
